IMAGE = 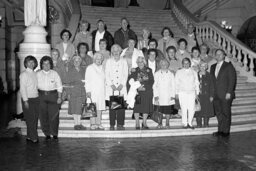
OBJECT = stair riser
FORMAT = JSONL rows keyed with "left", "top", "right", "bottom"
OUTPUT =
{"left": 20, "top": 123, "right": 256, "bottom": 138}
{"left": 48, "top": 114, "right": 256, "bottom": 128}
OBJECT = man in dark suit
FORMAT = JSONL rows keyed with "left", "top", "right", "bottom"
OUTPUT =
{"left": 210, "top": 49, "right": 236, "bottom": 137}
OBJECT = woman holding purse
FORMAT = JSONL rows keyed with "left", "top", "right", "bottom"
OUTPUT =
{"left": 105, "top": 44, "right": 128, "bottom": 130}
{"left": 85, "top": 52, "right": 106, "bottom": 130}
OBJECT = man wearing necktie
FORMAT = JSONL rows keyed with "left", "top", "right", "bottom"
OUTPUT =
{"left": 210, "top": 49, "right": 236, "bottom": 137}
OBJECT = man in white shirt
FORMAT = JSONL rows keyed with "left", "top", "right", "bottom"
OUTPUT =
{"left": 37, "top": 56, "right": 62, "bottom": 141}
{"left": 20, "top": 56, "right": 39, "bottom": 143}
{"left": 91, "top": 20, "right": 114, "bottom": 51}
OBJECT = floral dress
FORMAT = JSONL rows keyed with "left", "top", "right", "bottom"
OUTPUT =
{"left": 129, "top": 67, "right": 154, "bottom": 114}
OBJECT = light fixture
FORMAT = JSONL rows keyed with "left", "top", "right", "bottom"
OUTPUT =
{"left": 221, "top": 20, "right": 232, "bottom": 33}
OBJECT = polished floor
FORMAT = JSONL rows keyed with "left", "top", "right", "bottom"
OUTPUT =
{"left": 0, "top": 94, "right": 256, "bottom": 171}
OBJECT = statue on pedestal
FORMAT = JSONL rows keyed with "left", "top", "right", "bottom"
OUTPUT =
{"left": 24, "top": 0, "right": 46, "bottom": 26}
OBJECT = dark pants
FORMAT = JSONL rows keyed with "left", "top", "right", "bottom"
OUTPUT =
{"left": 39, "top": 91, "right": 60, "bottom": 136}
{"left": 214, "top": 98, "right": 233, "bottom": 133}
{"left": 109, "top": 109, "right": 125, "bottom": 126}
{"left": 22, "top": 97, "right": 39, "bottom": 141}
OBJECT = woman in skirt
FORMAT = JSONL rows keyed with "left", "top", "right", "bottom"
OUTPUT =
{"left": 153, "top": 59, "right": 175, "bottom": 129}
{"left": 66, "top": 55, "right": 86, "bottom": 130}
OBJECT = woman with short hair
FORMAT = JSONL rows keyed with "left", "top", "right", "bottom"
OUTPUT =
{"left": 37, "top": 56, "right": 63, "bottom": 141}
{"left": 158, "top": 27, "right": 177, "bottom": 57}
{"left": 128, "top": 56, "right": 154, "bottom": 129}
{"left": 73, "top": 20, "right": 92, "bottom": 50}
{"left": 66, "top": 55, "right": 86, "bottom": 130}
{"left": 153, "top": 59, "right": 175, "bottom": 129}
{"left": 55, "top": 29, "right": 76, "bottom": 61}
{"left": 85, "top": 53, "right": 106, "bottom": 130}
{"left": 175, "top": 58, "right": 199, "bottom": 129}
{"left": 20, "top": 55, "right": 39, "bottom": 143}
{"left": 120, "top": 38, "right": 144, "bottom": 73}
{"left": 105, "top": 44, "right": 128, "bottom": 130}
{"left": 77, "top": 42, "right": 93, "bottom": 69}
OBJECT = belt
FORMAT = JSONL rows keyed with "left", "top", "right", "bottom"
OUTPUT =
{"left": 38, "top": 90, "right": 57, "bottom": 95}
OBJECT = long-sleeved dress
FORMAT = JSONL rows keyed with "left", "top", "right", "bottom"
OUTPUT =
{"left": 66, "top": 66, "right": 86, "bottom": 115}
{"left": 194, "top": 72, "right": 215, "bottom": 118}
{"left": 85, "top": 63, "right": 106, "bottom": 111}
{"left": 129, "top": 67, "right": 154, "bottom": 114}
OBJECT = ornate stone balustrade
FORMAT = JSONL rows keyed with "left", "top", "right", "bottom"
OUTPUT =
{"left": 172, "top": 0, "right": 256, "bottom": 82}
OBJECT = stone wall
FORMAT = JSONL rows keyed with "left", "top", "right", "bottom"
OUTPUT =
{"left": 0, "top": 3, "right": 6, "bottom": 93}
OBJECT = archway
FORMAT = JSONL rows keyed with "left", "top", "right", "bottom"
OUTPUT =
{"left": 237, "top": 16, "right": 256, "bottom": 52}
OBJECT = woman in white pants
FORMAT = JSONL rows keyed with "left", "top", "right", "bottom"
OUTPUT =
{"left": 175, "top": 58, "right": 199, "bottom": 129}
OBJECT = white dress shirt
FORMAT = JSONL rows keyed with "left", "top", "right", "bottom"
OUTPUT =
{"left": 175, "top": 68, "right": 199, "bottom": 95}
{"left": 37, "top": 70, "right": 63, "bottom": 93}
{"left": 95, "top": 30, "right": 105, "bottom": 51}
{"left": 215, "top": 61, "right": 223, "bottom": 77}
{"left": 153, "top": 70, "right": 175, "bottom": 105}
{"left": 19, "top": 68, "right": 38, "bottom": 101}
{"left": 148, "top": 60, "right": 156, "bottom": 74}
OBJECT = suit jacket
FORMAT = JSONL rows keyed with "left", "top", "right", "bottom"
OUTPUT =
{"left": 210, "top": 61, "right": 236, "bottom": 100}
{"left": 91, "top": 30, "right": 114, "bottom": 51}
{"left": 114, "top": 28, "right": 137, "bottom": 49}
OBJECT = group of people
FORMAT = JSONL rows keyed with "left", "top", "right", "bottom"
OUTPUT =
{"left": 19, "top": 17, "right": 237, "bottom": 143}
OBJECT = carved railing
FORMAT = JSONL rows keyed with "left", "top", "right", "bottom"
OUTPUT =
{"left": 172, "top": 0, "right": 256, "bottom": 82}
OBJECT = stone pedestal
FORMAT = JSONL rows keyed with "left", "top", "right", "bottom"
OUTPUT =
{"left": 17, "top": 25, "right": 51, "bottom": 114}
{"left": 18, "top": 25, "right": 51, "bottom": 72}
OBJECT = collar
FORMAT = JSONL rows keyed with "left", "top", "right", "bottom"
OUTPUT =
{"left": 217, "top": 60, "right": 224, "bottom": 66}
{"left": 188, "top": 33, "right": 194, "bottom": 37}
{"left": 179, "top": 50, "right": 185, "bottom": 54}
{"left": 160, "top": 69, "right": 169, "bottom": 73}
{"left": 26, "top": 68, "right": 34, "bottom": 72}
{"left": 148, "top": 60, "right": 155, "bottom": 64}
{"left": 97, "top": 30, "right": 105, "bottom": 34}
{"left": 42, "top": 70, "right": 51, "bottom": 74}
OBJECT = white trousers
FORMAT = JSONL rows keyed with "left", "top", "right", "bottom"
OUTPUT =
{"left": 178, "top": 92, "right": 196, "bottom": 126}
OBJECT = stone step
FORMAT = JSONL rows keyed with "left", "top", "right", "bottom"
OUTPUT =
{"left": 235, "top": 90, "right": 256, "bottom": 97}
{"left": 20, "top": 121, "right": 256, "bottom": 138}
{"left": 59, "top": 105, "right": 256, "bottom": 119}
{"left": 52, "top": 113, "right": 256, "bottom": 128}
{"left": 233, "top": 96, "right": 256, "bottom": 105}
{"left": 236, "top": 83, "right": 256, "bottom": 90}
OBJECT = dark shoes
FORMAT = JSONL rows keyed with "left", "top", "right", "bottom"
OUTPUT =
{"left": 45, "top": 135, "right": 51, "bottom": 141}
{"left": 187, "top": 125, "right": 195, "bottom": 130}
{"left": 53, "top": 136, "right": 58, "bottom": 141}
{"left": 117, "top": 125, "right": 125, "bottom": 130}
{"left": 26, "top": 138, "right": 39, "bottom": 144}
{"left": 45, "top": 135, "right": 58, "bottom": 142}
{"left": 110, "top": 126, "right": 115, "bottom": 130}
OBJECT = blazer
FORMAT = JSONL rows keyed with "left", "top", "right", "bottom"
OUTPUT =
{"left": 55, "top": 41, "right": 76, "bottom": 61}
{"left": 210, "top": 61, "right": 237, "bottom": 100}
{"left": 91, "top": 30, "right": 114, "bottom": 51}
{"left": 114, "top": 28, "right": 137, "bottom": 49}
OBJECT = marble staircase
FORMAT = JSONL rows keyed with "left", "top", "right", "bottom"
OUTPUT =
{"left": 81, "top": 5, "right": 184, "bottom": 40}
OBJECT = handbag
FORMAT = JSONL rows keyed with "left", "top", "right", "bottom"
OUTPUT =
{"left": 109, "top": 91, "right": 125, "bottom": 110}
{"left": 195, "top": 98, "right": 201, "bottom": 112}
{"left": 151, "top": 105, "right": 163, "bottom": 124}
{"left": 81, "top": 97, "right": 97, "bottom": 118}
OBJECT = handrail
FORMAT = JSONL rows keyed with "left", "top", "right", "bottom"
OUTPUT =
{"left": 172, "top": 0, "right": 256, "bottom": 81}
